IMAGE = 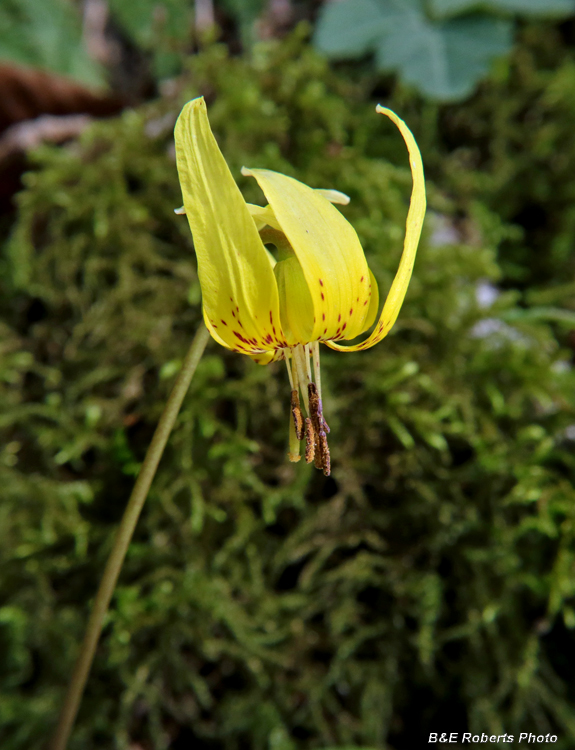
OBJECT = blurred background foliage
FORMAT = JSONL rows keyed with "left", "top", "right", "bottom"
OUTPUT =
{"left": 1, "top": 2, "right": 575, "bottom": 750}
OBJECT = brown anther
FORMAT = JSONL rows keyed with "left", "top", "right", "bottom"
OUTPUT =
{"left": 304, "top": 418, "right": 315, "bottom": 463}
{"left": 291, "top": 390, "right": 304, "bottom": 440}
{"left": 308, "top": 382, "right": 331, "bottom": 475}
{"left": 318, "top": 430, "right": 331, "bottom": 476}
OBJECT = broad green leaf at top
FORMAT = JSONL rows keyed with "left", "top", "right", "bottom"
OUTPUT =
{"left": 375, "top": 12, "right": 513, "bottom": 101}
{"left": 431, "top": 0, "right": 575, "bottom": 17}
{"left": 313, "top": 0, "right": 514, "bottom": 101}
{"left": 314, "top": 0, "right": 405, "bottom": 58}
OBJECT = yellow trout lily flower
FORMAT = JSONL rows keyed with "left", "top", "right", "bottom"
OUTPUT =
{"left": 174, "top": 97, "right": 425, "bottom": 475}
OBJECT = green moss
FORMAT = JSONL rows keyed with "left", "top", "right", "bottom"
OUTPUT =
{"left": 1, "top": 28, "right": 575, "bottom": 750}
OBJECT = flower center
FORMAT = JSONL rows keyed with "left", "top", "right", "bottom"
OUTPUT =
{"left": 284, "top": 342, "right": 330, "bottom": 475}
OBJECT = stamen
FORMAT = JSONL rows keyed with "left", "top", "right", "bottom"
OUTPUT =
{"left": 311, "top": 341, "right": 322, "bottom": 401}
{"left": 304, "top": 418, "right": 315, "bottom": 463}
{"left": 288, "top": 392, "right": 302, "bottom": 463}
{"left": 284, "top": 351, "right": 295, "bottom": 390}
{"left": 304, "top": 343, "right": 313, "bottom": 383}
{"left": 285, "top": 343, "right": 330, "bottom": 474}
{"left": 318, "top": 429, "right": 331, "bottom": 477}
{"left": 308, "top": 382, "right": 331, "bottom": 476}
{"left": 291, "top": 390, "right": 304, "bottom": 441}
{"left": 292, "top": 344, "right": 310, "bottom": 414}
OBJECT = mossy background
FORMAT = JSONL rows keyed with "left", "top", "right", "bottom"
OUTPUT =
{"left": 2, "top": 21, "right": 575, "bottom": 750}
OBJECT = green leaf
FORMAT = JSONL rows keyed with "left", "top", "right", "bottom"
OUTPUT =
{"left": 0, "top": 0, "right": 103, "bottom": 88}
{"left": 487, "top": 0, "right": 575, "bottom": 13}
{"left": 431, "top": 0, "right": 575, "bottom": 16}
{"left": 314, "top": 0, "right": 405, "bottom": 58}
{"left": 375, "top": 9, "right": 513, "bottom": 100}
{"left": 314, "top": 0, "right": 513, "bottom": 100}
{"left": 429, "top": 0, "right": 484, "bottom": 14}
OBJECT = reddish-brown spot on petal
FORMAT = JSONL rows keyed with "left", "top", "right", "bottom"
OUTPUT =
{"left": 321, "top": 292, "right": 325, "bottom": 301}
{"left": 319, "top": 278, "right": 324, "bottom": 286}
{"left": 338, "top": 313, "right": 341, "bottom": 322}
{"left": 231, "top": 310, "right": 236, "bottom": 317}
{"left": 363, "top": 300, "right": 368, "bottom": 306}
{"left": 342, "top": 322, "right": 347, "bottom": 331}
{"left": 221, "top": 319, "right": 228, "bottom": 325}
{"left": 349, "top": 308, "right": 353, "bottom": 316}
{"left": 322, "top": 313, "right": 325, "bottom": 321}
{"left": 356, "top": 296, "right": 359, "bottom": 302}
{"left": 269, "top": 311, "right": 273, "bottom": 323}
{"left": 360, "top": 276, "right": 364, "bottom": 282}
{"left": 273, "top": 326, "right": 276, "bottom": 334}
{"left": 236, "top": 306, "right": 239, "bottom": 312}
{"left": 323, "top": 327, "right": 328, "bottom": 334}
{"left": 212, "top": 324, "right": 218, "bottom": 328}
{"left": 336, "top": 327, "right": 341, "bottom": 335}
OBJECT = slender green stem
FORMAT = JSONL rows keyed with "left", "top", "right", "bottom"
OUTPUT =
{"left": 50, "top": 323, "right": 210, "bottom": 750}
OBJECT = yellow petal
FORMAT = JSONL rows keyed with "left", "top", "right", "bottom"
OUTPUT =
{"left": 359, "top": 268, "right": 380, "bottom": 333}
{"left": 175, "top": 97, "right": 286, "bottom": 355}
{"left": 325, "top": 106, "right": 426, "bottom": 353}
{"left": 314, "top": 188, "right": 350, "bottom": 205}
{"left": 246, "top": 203, "right": 282, "bottom": 231}
{"left": 247, "top": 349, "right": 279, "bottom": 365}
{"left": 274, "top": 255, "right": 315, "bottom": 346}
{"left": 246, "top": 189, "right": 349, "bottom": 232}
{"left": 242, "top": 167, "right": 372, "bottom": 343}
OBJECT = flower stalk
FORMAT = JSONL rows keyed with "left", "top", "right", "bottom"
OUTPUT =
{"left": 50, "top": 323, "right": 210, "bottom": 750}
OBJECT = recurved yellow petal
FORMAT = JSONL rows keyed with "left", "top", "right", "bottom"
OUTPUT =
{"left": 242, "top": 167, "right": 372, "bottom": 343}
{"left": 325, "top": 106, "right": 426, "bottom": 353}
{"left": 175, "top": 97, "right": 285, "bottom": 355}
